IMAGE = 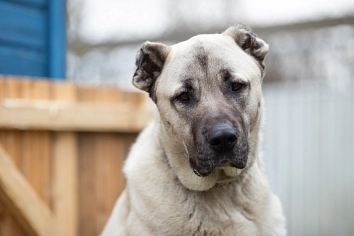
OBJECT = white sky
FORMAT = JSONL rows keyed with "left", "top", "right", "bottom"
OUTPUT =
{"left": 240, "top": 0, "right": 354, "bottom": 24}
{"left": 79, "top": 0, "right": 168, "bottom": 42}
{"left": 79, "top": 0, "right": 354, "bottom": 43}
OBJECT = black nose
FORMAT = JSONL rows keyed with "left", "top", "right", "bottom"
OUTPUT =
{"left": 207, "top": 124, "right": 237, "bottom": 152}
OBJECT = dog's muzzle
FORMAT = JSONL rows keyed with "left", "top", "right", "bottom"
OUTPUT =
{"left": 192, "top": 123, "right": 248, "bottom": 177}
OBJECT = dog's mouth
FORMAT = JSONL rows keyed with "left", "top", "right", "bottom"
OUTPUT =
{"left": 216, "top": 160, "right": 246, "bottom": 169}
{"left": 190, "top": 153, "right": 248, "bottom": 177}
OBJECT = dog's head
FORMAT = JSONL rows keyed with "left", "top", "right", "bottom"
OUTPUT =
{"left": 133, "top": 24, "right": 268, "bottom": 190}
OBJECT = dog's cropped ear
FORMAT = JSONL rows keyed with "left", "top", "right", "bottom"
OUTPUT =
{"left": 132, "top": 42, "right": 170, "bottom": 96}
{"left": 223, "top": 24, "right": 269, "bottom": 69}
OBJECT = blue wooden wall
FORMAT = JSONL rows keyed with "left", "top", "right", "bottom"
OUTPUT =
{"left": 0, "top": 0, "right": 66, "bottom": 80}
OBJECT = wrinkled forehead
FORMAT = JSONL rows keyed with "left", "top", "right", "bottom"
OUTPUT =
{"left": 159, "top": 34, "right": 261, "bottom": 93}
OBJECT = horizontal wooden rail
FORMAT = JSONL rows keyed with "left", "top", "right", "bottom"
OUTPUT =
{"left": 0, "top": 145, "right": 64, "bottom": 236}
{"left": 0, "top": 99, "right": 153, "bottom": 132}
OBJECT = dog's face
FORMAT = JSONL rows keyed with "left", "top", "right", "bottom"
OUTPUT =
{"left": 133, "top": 24, "right": 269, "bottom": 189}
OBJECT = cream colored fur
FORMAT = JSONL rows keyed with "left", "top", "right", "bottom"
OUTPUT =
{"left": 102, "top": 25, "right": 286, "bottom": 236}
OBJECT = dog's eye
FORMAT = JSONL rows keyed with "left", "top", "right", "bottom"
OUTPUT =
{"left": 231, "top": 82, "right": 244, "bottom": 92}
{"left": 176, "top": 92, "right": 190, "bottom": 102}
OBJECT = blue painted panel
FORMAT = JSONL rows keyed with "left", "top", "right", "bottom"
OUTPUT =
{"left": 0, "top": 45, "right": 47, "bottom": 77}
{"left": 0, "top": 1, "right": 47, "bottom": 50}
{"left": 48, "top": 0, "right": 66, "bottom": 79}
{"left": 0, "top": 0, "right": 66, "bottom": 79}
{"left": 1, "top": 0, "right": 47, "bottom": 8}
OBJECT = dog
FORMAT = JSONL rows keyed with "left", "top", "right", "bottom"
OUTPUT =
{"left": 102, "top": 24, "right": 286, "bottom": 236}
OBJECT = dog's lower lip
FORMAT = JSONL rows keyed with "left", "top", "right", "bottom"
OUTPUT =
{"left": 231, "top": 162, "right": 246, "bottom": 169}
{"left": 193, "top": 168, "right": 213, "bottom": 177}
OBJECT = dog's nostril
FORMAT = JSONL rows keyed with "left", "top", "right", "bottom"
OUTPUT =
{"left": 228, "top": 135, "right": 237, "bottom": 143}
{"left": 209, "top": 138, "right": 221, "bottom": 146}
{"left": 207, "top": 124, "right": 237, "bottom": 151}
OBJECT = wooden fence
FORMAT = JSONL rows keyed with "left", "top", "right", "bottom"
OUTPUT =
{"left": 0, "top": 77, "right": 152, "bottom": 236}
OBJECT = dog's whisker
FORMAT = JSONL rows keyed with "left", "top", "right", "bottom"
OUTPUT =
{"left": 182, "top": 141, "right": 189, "bottom": 156}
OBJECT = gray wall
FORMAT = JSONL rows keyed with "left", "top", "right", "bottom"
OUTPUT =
{"left": 263, "top": 81, "right": 354, "bottom": 236}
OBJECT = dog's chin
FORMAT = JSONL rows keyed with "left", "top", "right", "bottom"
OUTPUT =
{"left": 191, "top": 156, "right": 248, "bottom": 177}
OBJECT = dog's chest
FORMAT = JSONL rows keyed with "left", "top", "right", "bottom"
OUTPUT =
{"left": 148, "top": 187, "right": 262, "bottom": 236}
{"left": 181, "top": 197, "right": 260, "bottom": 235}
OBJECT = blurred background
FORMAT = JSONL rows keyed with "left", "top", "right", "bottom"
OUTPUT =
{"left": 0, "top": 0, "right": 354, "bottom": 235}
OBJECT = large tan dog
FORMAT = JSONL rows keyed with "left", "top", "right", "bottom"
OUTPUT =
{"left": 102, "top": 24, "right": 286, "bottom": 236}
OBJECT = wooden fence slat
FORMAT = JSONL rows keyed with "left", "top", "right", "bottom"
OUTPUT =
{"left": 52, "top": 132, "right": 78, "bottom": 236}
{"left": 3, "top": 79, "right": 22, "bottom": 99}
{"left": 0, "top": 78, "right": 27, "bottom": 235}
{"left": 51, "top": 81, "right": 79, "bottom": 236}
{"left": 20, "top": 80, "right": 52, "bottom": 206}
{"left": 77, "top": 86, "right": 101, "bottom": 236}
{"left": 51, "top": 82, "right": 78, "bottom": 236}
{"left": 78, "top": 133, "right": 98, "bottom": 236}
{"left": 0, "top": 145, "right": 64, "bottom": 236}
{"left": 0, "top": 79, "right": 23, "bottom": 168}
{"left": 0, "top": 79, "right": 5, "bottom": 97}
